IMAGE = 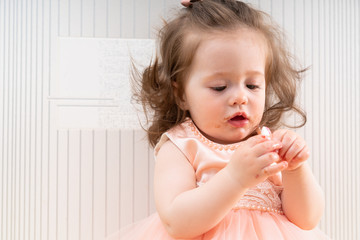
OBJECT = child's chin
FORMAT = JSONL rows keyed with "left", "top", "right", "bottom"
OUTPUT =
{"left": 220, "top": 135, "right": 247, "bottom": 145}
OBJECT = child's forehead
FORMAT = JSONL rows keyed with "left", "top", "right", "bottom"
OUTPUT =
{"left": 185, "top": 27, "right": 268, "bottom": 48}
{"left": 185, "top": 28, "right": 268, "bottom": 78}
{"left": 185, "top": 27, "right": 269, "bottom": 58}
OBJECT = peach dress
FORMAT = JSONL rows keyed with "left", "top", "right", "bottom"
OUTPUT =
{"left": 107, "top": 119, "right": 330, "bottom": 240}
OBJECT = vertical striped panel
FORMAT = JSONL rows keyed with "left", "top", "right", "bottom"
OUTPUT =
{"left": 38, "top": 129, "right": 157, "bottom": 239}
{"left": 79, "top": 130, "right": 94, "bottom": 240}
{"left": 0, "top": 0, "right": 359, "bottom": 239}
{"left": 68, "top": 130, "right": 81, "bottom": 240}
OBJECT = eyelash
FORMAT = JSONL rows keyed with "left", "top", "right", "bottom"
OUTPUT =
{"left": 211, "top": 86, "right": 227, "bottom": 91}
{"left": 211, "top": 84, "right": 259, "bottom": 92}
{"left": 246, "top": 84, "right": 259, "bottom": 90}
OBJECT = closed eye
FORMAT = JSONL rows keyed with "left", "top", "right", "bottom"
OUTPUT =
{"left": 211, "top": 86, "right": 227, "bottom": 91}
{"left": 246, "top": 84, "right": 259, "bottom": 90}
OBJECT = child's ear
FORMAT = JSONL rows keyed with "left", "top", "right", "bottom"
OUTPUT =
{"left": 172, "top": 81, "right": 189, "bottom": 110}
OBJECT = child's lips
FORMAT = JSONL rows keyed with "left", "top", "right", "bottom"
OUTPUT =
{"left": 231, "top": 115, "right": 246, "bottom": 121}
{"left": 228, "top": 114, "right": 249, "bottom": 127}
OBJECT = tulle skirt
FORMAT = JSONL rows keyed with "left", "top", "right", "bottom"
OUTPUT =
{"left": 107, "top": 209, "right": 330, "bottom": 240}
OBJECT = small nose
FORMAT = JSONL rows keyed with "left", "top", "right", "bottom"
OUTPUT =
{"left": 229, "top": 90, "right": 248, "bottom": 106}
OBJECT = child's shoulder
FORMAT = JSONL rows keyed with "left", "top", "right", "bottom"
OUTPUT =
{"left": 154, "top": 118, "right": 201, "bottom": 163}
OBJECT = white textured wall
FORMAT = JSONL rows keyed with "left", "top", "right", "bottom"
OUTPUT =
{"left": 0, "top": 0, "right": 359, "bottom": 240}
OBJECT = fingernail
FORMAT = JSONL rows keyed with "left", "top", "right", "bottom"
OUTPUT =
{"left": 257, "top": 126, "right": 272, "bottom": 140}
{"left": 260, "top": 126, "right": 272, "bottom": 137}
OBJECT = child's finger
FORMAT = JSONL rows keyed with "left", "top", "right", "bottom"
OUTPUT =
{"left": 293, "top": 146, "right": 310, "bottom": 162}
{"left": 258, "top": 152, "right": 280, "bottom": 167}
{"left": 271, "top": 129, "right": 287, "bottom": 142}
{"left": 253, "top": 140, "right": 282, "bottom": 157}
{"left": 278, "top": 132, "right": 297, "bottom": 158}
{"left": 284, "top": 140, "right": 306, "bottom": 161}
{"left": 245, "top": 134, "right": 270, "bottom": 147}
{"left": 262, "top": 161, "right": 288, "bottom": 176}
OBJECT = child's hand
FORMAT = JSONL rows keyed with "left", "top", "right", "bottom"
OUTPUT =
{"left": 272, "top": 129, "right": 310, "bottom": 171}
{"left": 225, "top": 135, "right": 287, "bottom": 189}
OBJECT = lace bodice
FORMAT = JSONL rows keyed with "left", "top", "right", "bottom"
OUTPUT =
{"left": 233, "top": 180, "right": 283, "bottom": 214}
{"left": 155, "top": 119, "right": 284, "bottom": 215}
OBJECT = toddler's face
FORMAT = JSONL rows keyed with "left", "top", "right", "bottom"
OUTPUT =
{"left": 181, "top": 28, "right": 267, "bottom": 144}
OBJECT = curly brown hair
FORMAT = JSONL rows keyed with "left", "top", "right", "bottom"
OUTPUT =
{"left": 133, "top": 0, "right": 307, "bottom": 147}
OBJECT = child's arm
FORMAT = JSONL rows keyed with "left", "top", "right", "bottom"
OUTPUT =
{"left": 273, "top": 129, "right": 325, "bottom": 230}
{"left": 154, "top": 136, "right": 286, "bottom": 238}
{"left": 281, "top": 163, "right": 325, "bottom": 229}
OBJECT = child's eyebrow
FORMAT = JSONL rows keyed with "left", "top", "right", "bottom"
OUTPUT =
{"left": 201, "top": 72, "right": 235, "bottom": 81}
{"left": 202, "top": 70, "right": 265, "bottom": 81}
{"left": 245, "top": 70, "right": 265, "bottom": 77}
{"left": 217, "top": 71, "right": 265, "bottom": 78}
